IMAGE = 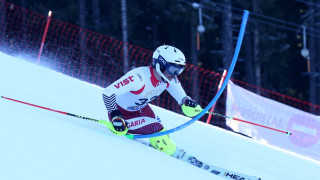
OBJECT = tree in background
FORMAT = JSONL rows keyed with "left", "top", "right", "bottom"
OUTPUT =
{"left": 4, "top": 0, "right": 319, "bottom": 104}
{"left": 306, "top": 0, "right": 320, "bottom": 105}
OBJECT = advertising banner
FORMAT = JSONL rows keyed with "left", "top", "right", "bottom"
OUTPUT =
{"left": 227, "top": 81, "right": 320, "bottom": 161}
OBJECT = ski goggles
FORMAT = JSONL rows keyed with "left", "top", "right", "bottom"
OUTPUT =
{"left": 166, "top": 63, "right": 185, "bottom": 76}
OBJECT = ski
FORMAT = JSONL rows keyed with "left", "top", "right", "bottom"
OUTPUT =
{"left": 133, "top": 138, "right": 261, "bottom": 180}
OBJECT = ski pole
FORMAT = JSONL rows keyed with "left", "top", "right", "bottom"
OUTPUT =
{"left": 0, "top": 95, "right": 108, "bottom": 125}
{"left": 206, "top": 111, "right": 292, "bottom": 135}
{"left": 2, "top": 95, "right": 289, "bottom": 137}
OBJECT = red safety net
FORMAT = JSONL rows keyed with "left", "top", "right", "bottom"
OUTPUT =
{"left": 0, "top": 1, "right": 319, "bottom": 129}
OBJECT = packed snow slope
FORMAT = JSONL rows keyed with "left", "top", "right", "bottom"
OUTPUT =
{"left": 0, "top": 52, "right": 319, "bottom": 180}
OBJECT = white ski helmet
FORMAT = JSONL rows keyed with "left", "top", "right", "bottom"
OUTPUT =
{"left": 152, "top": 45, "right": 186, "bottom": 83}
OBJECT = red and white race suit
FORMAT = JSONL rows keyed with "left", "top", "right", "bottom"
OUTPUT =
{"left": 102, "top": 66, "right": 188, "bottom": 134}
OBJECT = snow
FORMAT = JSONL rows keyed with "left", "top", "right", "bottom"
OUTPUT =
{"left": 0, "top": 52, "right": 319, "bottom": 180}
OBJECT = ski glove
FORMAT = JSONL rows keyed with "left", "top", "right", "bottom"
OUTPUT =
{"left": 104, "top": 110, "right": 128, "bottom": 136}
{"left": 181, "top": 97, "right": 203, "bottom": 117}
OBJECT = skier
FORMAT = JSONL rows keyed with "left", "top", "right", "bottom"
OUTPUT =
{"left": 102, "top": 45, "right": 202, "bottom": 156}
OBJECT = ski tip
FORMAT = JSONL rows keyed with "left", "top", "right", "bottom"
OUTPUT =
{"left": 252, "top": 176, "right": 262, "bottom": 180}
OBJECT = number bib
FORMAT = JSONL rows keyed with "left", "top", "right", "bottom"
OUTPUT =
{"left": 103, "top": 66, "right": 187, "bottom": 112}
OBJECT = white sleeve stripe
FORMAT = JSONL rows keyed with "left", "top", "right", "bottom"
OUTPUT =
{"left": 102, "top": 94, "right": 117, "bottom": 112}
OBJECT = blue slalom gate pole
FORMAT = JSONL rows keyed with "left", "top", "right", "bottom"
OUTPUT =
{"left": 126, "top": 10, "right": 250, "bottom": 139}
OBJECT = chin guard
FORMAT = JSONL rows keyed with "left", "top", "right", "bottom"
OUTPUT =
{"left": 156, "top": 63, "right": 171, "bottom": 84}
